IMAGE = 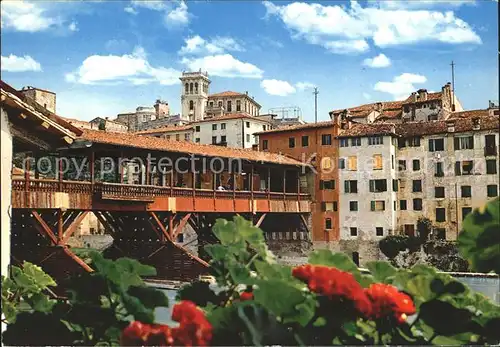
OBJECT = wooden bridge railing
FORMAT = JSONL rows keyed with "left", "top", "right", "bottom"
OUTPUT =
{"left": 12, "top": 178, "right": 311, "bottom": 201}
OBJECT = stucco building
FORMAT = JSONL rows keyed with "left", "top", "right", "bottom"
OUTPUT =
{"left": 19, "top": 86, "right": 56, "bottom": 114}
{"left": 89, "top": 117, "right": 129, "bottom": 133}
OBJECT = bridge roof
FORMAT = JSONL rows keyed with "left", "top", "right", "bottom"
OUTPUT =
{"left": 79, "top": 129, "right": 309, "bottom": 168}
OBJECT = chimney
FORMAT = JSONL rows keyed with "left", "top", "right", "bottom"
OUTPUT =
{"left": 446, "top": 119, "right": 455, "bottom": 133}
{"left": 411, "top": 92, "right": 417, "bottom": 102}
{"left": 417, "top": 89, "right": 428, "bottom": 101}
{"left": 245, "top": 91, "right": 248, "bottom": 95}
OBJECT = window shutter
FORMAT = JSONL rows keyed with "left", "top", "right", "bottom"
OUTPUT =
{"left": 319, "top": 180, "right": 324, "bottom": 189}
{"left": 321, "top": 202, "right": 326, "bottom": 211}
{"left": 370, "top": 201, "right": 375, "bottom": 211}
{"left": 383, "top": 179, "right": 388, "bottom": 191}
{"left": 469, "top": 137, "right": 474, "bottom": 149}
{"left": 333, "top": 202, "right": 338, "bottom": 211}
{"left": 344, "top": 180, "right": 349, "bottom": 193}
{"left": 429, "top": 139, "right": 434, "bottom": 152}
{"left": 455, "top": 161, "right": 461, "bottom": 175}
{"left": 393, "top": 179, "right": 398, "bottom": 192}
{"left": 369, "top": 180, "right": 374, "bottom": 192}
{"left": 454, "top": 137, "right": 459, "bottom": 150}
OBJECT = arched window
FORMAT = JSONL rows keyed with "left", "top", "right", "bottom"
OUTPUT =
{"left": 236, "top": 100, "right": 241, "bottom": 112}
{"left": 189, "top": 100, "right": 194, "bottom": 110}
{"left": 218, "top": 101, "right": 223, "bottom": 107}
{"left": 185, "top": 83, "right": 189, "bottom": 94}
{"left": 227, "top": 100, "right": 232, "bottom": 112}
{"left": 190, "top": 83, "right": 193, "bottom": 93}
{"left": 195, "top": 82, "right": 198, "bottom": 93}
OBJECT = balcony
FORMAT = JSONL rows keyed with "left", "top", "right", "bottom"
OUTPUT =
{"left": 484, "top": 146, "right": 497, "bottom": 156}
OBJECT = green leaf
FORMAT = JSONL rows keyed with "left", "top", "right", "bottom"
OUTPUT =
{"left": 176, "top": 281, "right": 220, "bottom": 307}
{"left": 28, "top": 292, "right": 57, "bottom": 313}
{"left": 419, "top": 299, "right": 473, "bottom": 336}
{"left": 366, "top": 261, "right": 397, "bottom": 283}
{"left": 127, "top": 285, "right": 169, "bottom": 309}
{"left": 443, "top": 281, "right": 466, "bottom": 295}
{"left": 430, "top": 278, "right": 445, "bottom": 295}
{"left": 405, "top": 275, "right": 434, "bottom": 303}
{"left": 22, "top": 262, "right": 57, "bottom": 289}
{"left": 121, "top": 292, "right": 155, "bottom": 324}
{"left": 308, "top": 250, "right": 360, "bottom": 274}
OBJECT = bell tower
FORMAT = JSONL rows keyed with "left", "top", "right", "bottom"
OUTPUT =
{"left": 180, "top": 71, "right": 210, "bottom": 121}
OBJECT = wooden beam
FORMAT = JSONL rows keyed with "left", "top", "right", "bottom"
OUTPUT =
{"left": 94, "top": 211, "right": 118, "bottom": 235}
{"left": 150, "top": 212, "right": 172, "bottom": 242}
{"left": 299, "top": 214, "right": 310, "bottom": 233}
{"left": 61, "top": 211, "right": 89, "bottom": 244}
{"left": 62, "top": 136, "right": 73, "bottom": 144}
{"left": 173, "top": 242, "right": 209, "bottom": 267}
{"left": 1, "top": 94, "right": 6, "bottom": 102}
{"left": 255, "top": 213, "right": 267, "bottom": 228}
{"left": 41, "top": 121, "right": 50, "bottom": 129}
{"left": 172, "top": 213, "right": 191, "bottom": 239}
{"left": 32, "top": 211, "right": 58, "bottom": 245}
{"left": 10, "top": 126, "right": 51, "bottom": 150}
{"left": 57, "top": 209, "right": 63, "bottom": 244}
{"left": 19, "top": 113, "right": 27, "bottom": 119}
{"left": 62, "top": 246, "right": 93, "bottom": 272}
{"left": 147, "top": 219, "right": 165, "bottom": 242}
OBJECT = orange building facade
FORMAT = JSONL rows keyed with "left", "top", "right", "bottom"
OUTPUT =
{"left": 256, "top": 121, "right": 340, "bottom": 241}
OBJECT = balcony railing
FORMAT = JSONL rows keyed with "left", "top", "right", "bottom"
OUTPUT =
{"left": 12, "top": 179, "right": 311, "bottom": 201}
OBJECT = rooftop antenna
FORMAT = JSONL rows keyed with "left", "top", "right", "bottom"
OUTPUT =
{"left": 450, "top": 61, "right": 456, "bottom": 111}
{"left": 313, "top": 87, "right": 319, "bottom": 123}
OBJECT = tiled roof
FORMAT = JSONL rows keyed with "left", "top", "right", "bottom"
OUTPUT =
{"left": 90, "top": 117, "right": 127, "bottom": 126}
{"left": 193, "top": 113, "right": 271, "bottom": 124}
{"left": 79, "top": 129, "right": 308, "bottom": 167}
{"left": 208, "top": 91, "right": 245, "bottom": 98}
{"left": 376, "top": 109, "right": 402, "bottom": 120}
{"left": 338, "top": 115, "right": 499, "bottom": 138}
{"left": 254, "top": 120, "right": 335, "bottom": 135}
{"left": 135, "top": 124, "right": 194, "bottom": 135}
{"left": 448, "top": 109, "right": 489, "bottom": 119}
{"left": 402, "top": 92, "right": 442, "bottom": 104}
{"left": 330, "top": 100, "right": 404, "bottom": 117}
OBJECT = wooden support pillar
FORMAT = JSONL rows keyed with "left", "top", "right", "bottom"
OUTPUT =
{"left": 57, "top": 209, "right": 63, "bottom": 244}
{"left": 283, "top": 168, "right": 287, "bottom": 200}
{"left": 34, "top": 152, "right": 40, "bottom": 179}
{"left": 145, "top": 154, "right": 151, "bottom": 185}
{"left": 169, "top": 214, "right": 174, "bottom": 240}
{"left": 24, "top": 154, "right": 31, "bottom": 207}
{"left": 170, "top": 168, "right": 174, "bottom": 195}
{"left": 119, "top": 152, "right": 124, "bottom": 184}
{"left": 58, "top": 155, "right": 63, "bottom": 191}
{"left": 267, "top": 167, "right": 271, "bottom": 200}
{"left": 89, "top": 150, "right": 95, "bottom": 192}
{"left": 232, "top": 171, "right": 236, "bottom": 200}
{"left": 297, "top": 170, "right": 301, "bottom": 203}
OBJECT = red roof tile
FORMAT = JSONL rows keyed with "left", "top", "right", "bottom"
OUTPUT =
{"left": 337, "top": 123, "right": 396, "bottom": 138}
{"left": 402, "top": 92, "right": 442, "bottom": 104}
{"left": 79, "top": 129, "right": 308, "bottom": 167}
{"left": 135, "top": 125, "right": 194, "bottom": 135}
{"left": 193, "top": 113, "right": 271, "bottom": 123}
{"left": 330, "top": 100, "right": 404, "bottom": 117}
{"left": 254, "top": 120, "right": 335, "bottom": 135}
{"left": 448, "top": 109, "right": 490, "bottom": 119}
{"left": 208, "top": 91, "right": 245, "bottom": 98}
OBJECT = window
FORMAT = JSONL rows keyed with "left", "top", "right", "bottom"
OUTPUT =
{"left": 262, "top": 140, "right": 268, "bottom": 150}
{"left": 373, "top": 154, "right": 383, "bottom": 170}
{"left": 321, "top": 157, "right": 332, "bottom": 170}
{"left": 227, "top": 100, "right": 232, "bottom": 112}
{"left": 456, "top": 160, "right": 474, "bottom": 175}
{"left": 221, "top": 123, "right": 226, "bottom": 130}
{"left": 368, "top": 136, "right": 383, "bottom": 145}
{"left": 436, "top": 208, "right": 446, "bottom": 222}
{"left": 176, "top": 134, "right": 180, "bottom": 141}
{"left": 454, "top": 136, "right": 474, "bottom": 150}
{"left": 369, "top": 179, "right": 387, "bottom": 193}
{"left": 486, "top": 160, "right": 497, "bottom": 174}
{"left": 435, "top": 187, "right": 445, "bottom": 198}
{"left": 184, "top": 133, "right": 190, "bottom": 141}
{"left": 189, "top": 100, "right": 194, "bottom": 110}
{"left": 435, "top": 162, "right": 444, "bottom": 177}
{"left": 391, "top": 155, "right": 395, "bottom": 169}
{"left": 398, "top": 160, "right": 406, "bottom": 171}
{"left": 325, "top": 218, "right": 332, "bottom": 230}
{"left": 302, "top": 136, "right": 309, "bottom": 147}
{"left": 195, "top": 126, "right": 200, "bottom": 132}
{"left": 289, "top": 137, "right": 295, "bottom": 148}
{"left": 398, "top": 138, "right": 406, "bottom": 148}
{"left": 246, "top": 134, "right": 250, "bottom": 142}
{"left": 348, "top": 156, "right": 358, "bottom": 171}
{"left": 404, "top": 224, "right": 415, "bottom": 237}
{"left": 351, "top": 137, "right": 361, "bottom": 146}
{"left": 462, "top": 207, "right": 472, "bottom": 221}
{"left": 392, "top": 179, "right": 398, "bottom": 192}
{"left": 429, "top": 138, "right": 445, "bottom": 152}
{"left": 218, "top": 101, "right": 223, "bottom": 107}
{"left": 236, "top": 100, "right": 241, "bottom": 111}
{"left": 435, "top": 228, "right": 446, "bottom": 240}
{"left": 408, "top": 137, "right": 421, "bottom": 147}
{"left": 166, "top": 135, "right": 171, "bottom": 140}
{"left": 246, "top": 122, "right": 250, "bottom": 128}
{"left": 370, "top": 200, "right": 385, "bottom": 211}
{"left": 322, "top": 134, "right": 332, "bottom": 145}
{"left": 349, "top": 201, "right": 358, "bottom": 211}
{"left": 221, "top": 135, "right": 226, "bottom": 143}
{"left": 212, "top": 124, "right": 217, "bottom": 131}
{"left": 321, "top": 202, "right": 337, "bottom": 211}
{"left": 209, "top": 101, "right": 214, "bottom": 107}
{"left": 350, "top": 227, "right": 358, "bottom": 236}
{"left": 212, "top": 136, "right": 217, "bottom": 144}
{"left": 185, "top": 83, "right": 189, "bottom": 94}
{"left": 400, "top": 200, "right": 407, "bottom": 210}
{"left": 485, "top": 134, "right": 497, "bottom": 155}
{"left": 344, "top": 180, "right": 358, "bottom": 193}
{"left": 195, "top": 138, "right": 200, "bottom": 143}
{"left": 412, "top": 180, "right": 422, "bottom": 192}
{"left": 340, "top": 138, "right": 349, "bottom": 147}
{"left": 376, "top": 227, "right": 384, "bottom": 236}
{"left": 487, "top": 185, "right": 498, "bottom": 197}
{"left": 412, "top": 159, "right": 420, "bottom": 171}
{"left": 461, "top": 185, "right": 472, "bottom": 198}
{"left": 394, "top": 201, "right": 397, "bottom": 211}
{"left": 339, "top": 158, "right": 346, "bottom": 169}
{"left": 195, "top": 82, "right": 198, "bottom": 93}
{"left": 413, "top": 198, "right": 423, "bottom": 211}
{"left": 320, "top": 180, "right": 335, "bottom": 190}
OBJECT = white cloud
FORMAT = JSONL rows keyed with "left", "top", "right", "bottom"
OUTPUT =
{"left": 65, "top": 46, "right": 180, "bottom": 85}
{"left": 181, "top": 54, "right": 263, "bottom": 79}
{"left": 130, "top": 0, "right": 167, "bottom": 11}
{"left": 263, "top": 1, "right": 481, "bottom": 53}
{"left": 363, "top": 53, "right": 391, "bottom": 68}
{"left": 165, "top": 1, "right": 189, "bottom": 27}
{"left": 68, "top": 21, "right": 78, "bottom": 32}
{"left": 374, "top": 73, "right": 427, "bottom": 100}
{"left": 372, "top": 0, "right": 475, "bottom": 10}
{"left": 1, "top": 54, "right": 42, "bottom": 72}
{"left": 124, "top": 6, "right": 137, "bottom": 14}
{"left": 179, "top": 35, "right": 244, "bottom": 55}
{"left": 1, "top": 1, "right": 59, "bottom": 32}
{"left": 261, "top": 79, "right": 296, "bottom": 96}
{"left": 295, "top": 82, "right": 315, "bottom": 91}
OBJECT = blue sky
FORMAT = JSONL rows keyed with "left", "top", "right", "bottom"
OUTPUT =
{"left": 1, "top": 0, "right": 498, "bottom": 122}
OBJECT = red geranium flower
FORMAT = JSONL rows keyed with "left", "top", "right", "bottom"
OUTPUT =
{"left": 292, "top": 264, "right": 372, "bottom": 316}
{"left": 240, "top": 291, "right": 254, "bottom": 301}
{"left": 121, "top": 321, "right": 174, "bottom": 346}
{"left": 365, "top": 283, "right": 416, "bottom": 323}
